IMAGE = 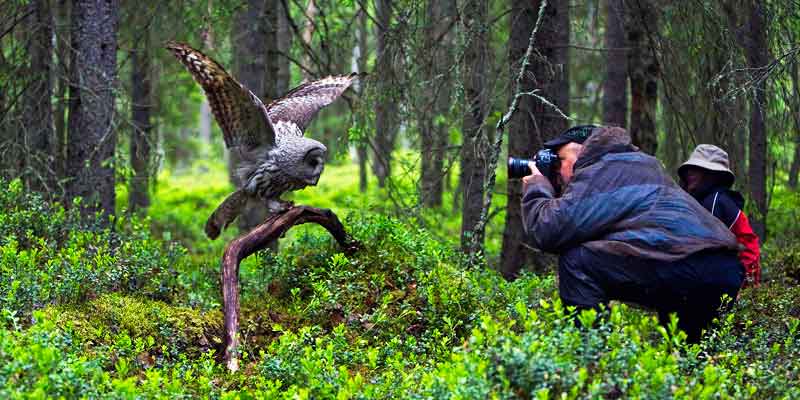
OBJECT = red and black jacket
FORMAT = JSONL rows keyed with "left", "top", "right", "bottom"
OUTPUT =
{"left": 694, "top": 187, "right": 761, "bottom": 287}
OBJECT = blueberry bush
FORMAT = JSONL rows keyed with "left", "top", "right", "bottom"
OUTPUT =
{"left": 1, "top": 171, "right": 798, "bottom": 398}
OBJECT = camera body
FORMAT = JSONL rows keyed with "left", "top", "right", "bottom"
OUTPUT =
{"left": 508, "top": 148, "right": 559, "bottom": 181}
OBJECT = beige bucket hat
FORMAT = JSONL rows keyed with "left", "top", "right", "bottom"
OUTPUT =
{"left": 678, "top": 144, "right": 736, "bottom": 187}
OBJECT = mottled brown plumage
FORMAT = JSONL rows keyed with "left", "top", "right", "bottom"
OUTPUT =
{"left": 165, "top": 42, "right": 357, "bottom": 239}
{"left": 165, "top": 41, "right": 274, "bottom": 149}
{"left": 267, "top": 75, "right": 359, "bottom": 135}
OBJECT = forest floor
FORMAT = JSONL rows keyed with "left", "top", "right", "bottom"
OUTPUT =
{"left": 1, "top": 161, "right": 799, "bottom": 398}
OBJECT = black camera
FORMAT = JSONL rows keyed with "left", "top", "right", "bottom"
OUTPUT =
{"left": 508, "top": 148, "right": 559, "bottom": 181}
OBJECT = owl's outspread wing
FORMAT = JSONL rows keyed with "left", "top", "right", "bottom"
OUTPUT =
{"left": 267, "top": 74, "right": 358, "bottom": 136}
{"left": 166, "top": 42, "right": 275, "bottom": 149}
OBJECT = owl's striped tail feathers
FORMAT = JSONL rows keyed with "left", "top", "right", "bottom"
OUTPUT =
{"left": 205, "top": 190, "right": 248, "bottom": 239}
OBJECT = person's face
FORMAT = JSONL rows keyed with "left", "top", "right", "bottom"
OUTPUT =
{"left": 556, "top": 142, "right": 583, "bottom": 186}
{"left": 682, "top": 167, "right": 709, "bottom": 194}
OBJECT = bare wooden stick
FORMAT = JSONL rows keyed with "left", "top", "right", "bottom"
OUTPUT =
{"left": 221, "top": 205, "right": 360, "bottom": 371}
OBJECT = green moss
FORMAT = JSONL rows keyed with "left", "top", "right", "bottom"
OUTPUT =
{"left": 40, "top": 294, "right": 222, "bottom": 360}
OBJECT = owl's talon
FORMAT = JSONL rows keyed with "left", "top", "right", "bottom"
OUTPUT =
{"left": 266, "top": 199, "right": 292, "bottom": 214}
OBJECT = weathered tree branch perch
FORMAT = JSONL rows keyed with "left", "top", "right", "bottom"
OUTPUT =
{"left": 221, "top": 205, "right": 360, "bottom": 371}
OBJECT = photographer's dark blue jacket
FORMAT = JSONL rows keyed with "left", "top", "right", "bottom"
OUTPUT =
{"left": 521, "top": 127, "right": 739, "bottom": 261}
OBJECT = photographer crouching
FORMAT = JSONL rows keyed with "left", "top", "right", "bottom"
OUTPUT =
{"left": 516, "top": 125, "right": 744, "bottom": 342}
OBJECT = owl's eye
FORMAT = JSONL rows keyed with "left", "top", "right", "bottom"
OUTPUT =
{"left": 304, "top": 148, "right": 326, "bottom": 170}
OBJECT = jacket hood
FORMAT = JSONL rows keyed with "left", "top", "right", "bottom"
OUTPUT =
{"left": 695, "top": 187, "right": 745, "bottom": 210}
{"left": 574, "top": 126, "right": 639, "bottom": 170}
{"left": 727, "top": 189, "right": 745, "bottom": 209}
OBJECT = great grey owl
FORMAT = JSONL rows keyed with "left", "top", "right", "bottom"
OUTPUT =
{"left": 166, "top": 42, "right": 356, "bottom": 239}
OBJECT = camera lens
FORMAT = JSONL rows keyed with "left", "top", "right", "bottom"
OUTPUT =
{"left": 508, "top": 157, "right": 533, "bottom": 179}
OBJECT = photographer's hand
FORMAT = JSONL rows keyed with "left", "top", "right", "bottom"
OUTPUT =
{"left": 522, "top": 162, "right": 543, "bottom": 192}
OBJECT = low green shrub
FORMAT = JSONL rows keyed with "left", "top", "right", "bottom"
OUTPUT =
{"left": 761, "top": 240, "right": 800, "bottom": 284}
{"left": 0, "top": 178, "right": 187, "bottom": 321}
{"left": 1, "top": 168, "right": 799, "bottom": 398}
{"left": 0, "top": 308, "right": 225, "bottom": 399}
{"left": 231, "top": 213, "right": 556, "bottom": 364}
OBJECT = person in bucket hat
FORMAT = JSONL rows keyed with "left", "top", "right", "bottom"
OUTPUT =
{"left": 679, "top": 144, "right": 761, "bottom": 287}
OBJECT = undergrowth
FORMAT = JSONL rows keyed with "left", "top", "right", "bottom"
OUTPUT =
{"left": 1, "top": 170, "right": 799, "bottom": 398}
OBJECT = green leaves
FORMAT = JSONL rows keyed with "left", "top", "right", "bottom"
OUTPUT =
{"left": 0, "top": 178, "right": 186, "bottom": 319}
{"left": 2, "top": 176, "right": 800, "bottom": 398}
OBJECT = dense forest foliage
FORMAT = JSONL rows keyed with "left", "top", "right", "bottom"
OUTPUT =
{"left": 1, "top": 0, "right": 799, "bottom": 397}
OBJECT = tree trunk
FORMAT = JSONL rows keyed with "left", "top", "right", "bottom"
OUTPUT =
{"left": 662, "top": 93, "right": 681, "bottom": 177}
{"left": 230, "top": 0, "right": 278, "bottom": 233}
{"left": 203, "top": 0, "right": 216, "bottom": 48}
{"left": 459, "top": 0, "right": 489, "bottom": 255}
{"left": 500, "top": 0, "right": 570, "bottom": 277}
{"left": 231, "top": 0, "right": 277, "bottom": 101}
{"left": 66, "top": 0, "right": 119, "bottom": 223}
{"left": 790, "top": 135, "right": 800, "bottom": 190}
{"left": 21, "top": 0, "right": 55, "bottom": 194}
{"left": 276, "top": 0, "right": 292, "bottom": 95}
{"left": 356, "top": 8, "right": 369, "bottom": 193}
{"left": 129, "top": 42, "right": 152, "bottom": 213}
{"left": 0, "top": 48, "right": 6, "bottom": 174}
{"left": 198, "top": 0, "right": 214, "bottom": 157}
{"left": 0, "top": 45, "right": 5, "bottom": 145}
{"left": 706, "top": 45, "right": 747, "bottom": 181}
{"left": 0, "top": 9, "right": 26, "bottom": 178}
{"left": 790, "top": 61, "right": 800, "bottom": 190}
{"left": 602, "top": 0, "right": 627, "bottom": 128}
{"left": 263, "top": 1, "right": 279, "bottom": 100}
{"left": 419, "top": 0, "right": 455, "bottom": 207}
{"left": 625, "top": 0, "right": 659, "bottom": 155}
{"left": 731, "top": 98, "right": 748, "bottom": 190}
{"left": 372, "top": 0, "right": 399, "bottom": 188}
{"left": 501, "top": 0, "right": 538, "bottom": 279}
{"left": 743, "top": 1, "right": 769, "bottom": 239}
{"left": 301, "top": 0, "right": 318, "bottom": 80}
{"left": 199, "top": 101, "right": 212, "bottom": 143}
{"left": 54, "top": 0, "right": 71, "bottom": 185}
